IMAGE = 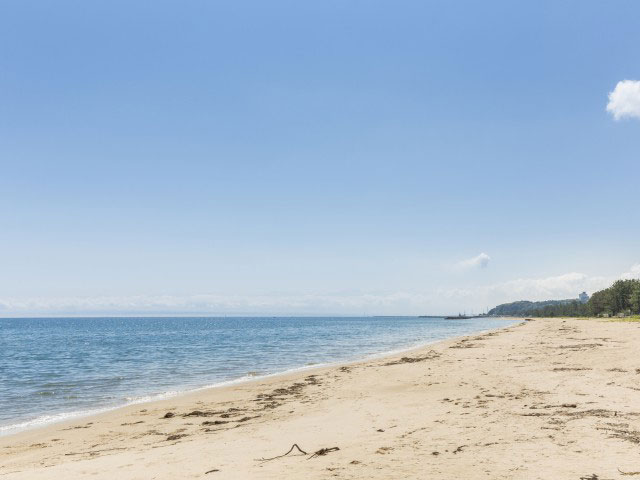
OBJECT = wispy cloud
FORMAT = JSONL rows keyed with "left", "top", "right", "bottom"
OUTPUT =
{"left": 429, "top": 271, "right": 611, "bottom": 314}
{"left": 607, "top": 80, "right": 640, "bottom": 120}
{"left": 0, "top": 292, "right": 433, "bottom": 317}
{"left": 621, "top": 263, "right": 640, "bottom": 280}
{"left": 477, "top": 272, "right": 607, "bottom": 301}
{"left": 1, "top": 263, "right": 637, "bottom": 316}
{"left": 455, "top": 252, "right": 491, "bottom": 270}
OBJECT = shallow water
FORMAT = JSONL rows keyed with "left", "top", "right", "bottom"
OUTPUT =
{"left": 0, "top": 316, "right": 514, "bottom": 435}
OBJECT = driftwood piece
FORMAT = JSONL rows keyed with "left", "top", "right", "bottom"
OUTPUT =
{"left": 308, "top": 447, "right": 340, "bottom": 459}
{"left": 257, "top": 444, "right": 340, "bottom": 462}
{"left": 619, "top": 469, "right": 640, "bottom": 476}
{"left": 257, "top": 444, "right": 308, "bottom": 462}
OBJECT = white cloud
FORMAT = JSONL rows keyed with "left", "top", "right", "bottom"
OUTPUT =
{"left": 621, "top": 263, "right": 640, "bottom": 280}
{"left": 455, "top": 252, "right": 491, "bottom": 270}
{"left": 607, "top": 80, "right": 640, "bottom": 120}
{"left": 1, "top": 263, "right": 638, "bottom": 317}
{"left": 481, "top": 272, "right": 608, "bottom": 301}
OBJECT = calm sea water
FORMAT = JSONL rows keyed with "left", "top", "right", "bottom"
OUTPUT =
{"left": 0, "top": 316, "right": 514, "bottom": 435}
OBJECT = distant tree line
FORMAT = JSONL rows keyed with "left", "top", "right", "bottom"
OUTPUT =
{"left": 588, "top": 279, "right": 640, "bottom": 317}
{"left": 488, "top": 279, "right": 640, "bottom": 317}
{"left": 522, "top": 300, "right": 588, "bottom": 317}
{"left": 488, "top": 299, "right": 576, "bottom": 316}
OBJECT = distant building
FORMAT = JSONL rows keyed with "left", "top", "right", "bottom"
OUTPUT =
{"left": 579, "top": 291, "right": 589, "bottom": 304}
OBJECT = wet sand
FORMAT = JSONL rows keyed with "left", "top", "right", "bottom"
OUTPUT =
{"left": 2, "top": 318, "right": 640, "bottom": 479}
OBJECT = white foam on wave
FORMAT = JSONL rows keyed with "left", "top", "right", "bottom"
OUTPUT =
{"left": 0, "top": 409, "right": 109, "bottom": 436}
{"left": 0, "top": 375, "right": 280, "bottom": 437}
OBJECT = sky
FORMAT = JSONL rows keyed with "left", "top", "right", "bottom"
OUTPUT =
{"left": 1, "top": 0, "right": 640, "bottom": 316}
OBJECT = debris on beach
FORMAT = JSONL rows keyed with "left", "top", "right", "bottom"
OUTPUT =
{"left": 256, "top": 444, "right": 340, "bottom": 462}
{"left": 384, "top": 350, "right": 440, "bottom": 366}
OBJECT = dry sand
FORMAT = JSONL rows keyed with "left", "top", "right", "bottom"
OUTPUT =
{"left": 3, "top": 318, "right": 640, "bottom": 479}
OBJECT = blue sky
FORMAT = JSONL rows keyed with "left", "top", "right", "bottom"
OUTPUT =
{"left": 1, "top": 0, "right": 639, "bottom": 316}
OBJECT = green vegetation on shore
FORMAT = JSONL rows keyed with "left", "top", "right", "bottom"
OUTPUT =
{"left": 488, "top": 299, "right": 576, "bottom": 316}
{"left": 489, "top": 279, "right": 640, "bottom": 318}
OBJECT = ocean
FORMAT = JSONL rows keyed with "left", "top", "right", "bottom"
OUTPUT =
{"left": 0, "top": 316, "right": 514, "bottom": 436}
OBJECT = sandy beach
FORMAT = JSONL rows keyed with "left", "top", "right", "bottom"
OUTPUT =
{"left": 2, "top": 317, "right": 640, "bottom": 479}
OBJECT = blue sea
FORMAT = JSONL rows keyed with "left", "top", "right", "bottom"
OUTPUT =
{"left": 0, "top": 316, "right": 514, "bottom": 436}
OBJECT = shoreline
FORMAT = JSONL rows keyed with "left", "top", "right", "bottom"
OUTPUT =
{"left": 5, "top": 317, "right": 638, "bottom": 479}
{"left": 0, "top": 317, "right": 518, "bottom": 438}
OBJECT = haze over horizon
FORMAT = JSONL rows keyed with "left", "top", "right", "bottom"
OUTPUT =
{"left": 2, "top": 1, "right": 639, "bottom": 317}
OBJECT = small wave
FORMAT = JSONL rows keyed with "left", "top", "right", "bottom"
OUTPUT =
{"left": 35, "top": 391, "right": 56, "bottom": 397}
{"left": 0, "top": 409, "right": 109, "bottom": 436}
